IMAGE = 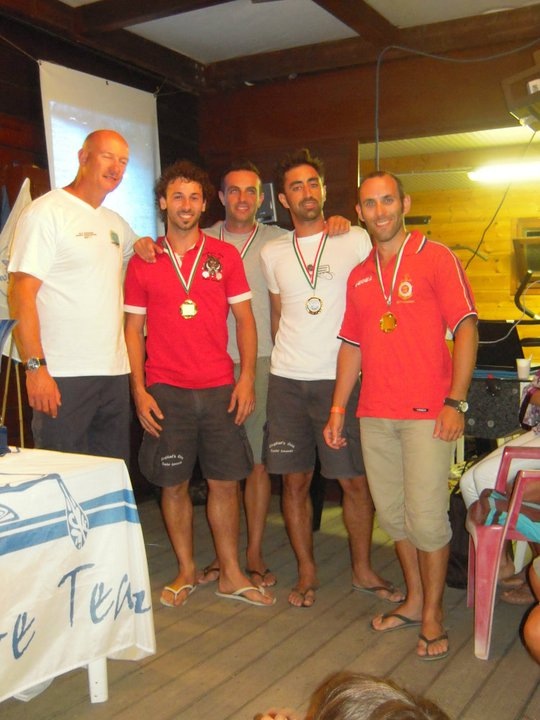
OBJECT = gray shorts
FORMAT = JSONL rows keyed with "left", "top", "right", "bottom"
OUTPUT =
{"left": 264, "top": 374, "right": 364, "bottom": 479}
{"left": 32, "top": 375, "right": 130, "bottom": 464}
{"left": 234, "top": 356, "right": 270, "bottom": 465}
{"left": 138, "top": 384, "right": 253, "bottom": 487}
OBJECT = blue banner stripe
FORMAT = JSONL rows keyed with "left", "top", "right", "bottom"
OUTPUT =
{"left": 0, "top": 503, "right": 141, "bottom": 555}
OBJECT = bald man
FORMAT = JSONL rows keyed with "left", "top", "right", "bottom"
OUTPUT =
{"left": 9, "top": 129, "right": 144, "bottom": 462}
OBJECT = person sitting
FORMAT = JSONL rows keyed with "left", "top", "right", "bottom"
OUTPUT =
{"left": 256, "top": 671, "right": 450, "bottom": 720}
{"left": 460, "top": 387, "right": 540, "bottom": 604}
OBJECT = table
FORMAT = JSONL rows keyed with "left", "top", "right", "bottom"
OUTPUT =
{"left": 0, "top": 448, "right": 156, "bottom": 704}
{"left": 466, "top": 374, "right": 524, "bottom": 439}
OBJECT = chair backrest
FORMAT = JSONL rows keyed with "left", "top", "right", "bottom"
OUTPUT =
{"left": 494, "top": 445, "right": 540, "bottom": 493}
{"left": 477, "top": 469, "right": 540, "bottom": 543}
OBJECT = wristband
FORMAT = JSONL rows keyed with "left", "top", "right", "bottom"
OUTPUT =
{"left": 330, "top": 405, "right": 346, "bottom": 415}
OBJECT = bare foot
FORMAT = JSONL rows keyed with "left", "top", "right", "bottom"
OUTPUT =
{"left": 288, "top": 586, "right": 317, "bottom": 608}
{"left": 197, "top": 564, "right": 220, "bottom": 585}
{"left": 417, "top": 630, "right": 449, "bottom": 660}
{"left": 160, "top": 582, "right": 196, "bottom": 607}
{"left": 216, "top": 584, "right": 275, "bottom": 606}
{"left": 352, "top": 582, "right": 405, "bottom": 603}
{"left": 247, "top": 567, "right": 277, "bottom": 588}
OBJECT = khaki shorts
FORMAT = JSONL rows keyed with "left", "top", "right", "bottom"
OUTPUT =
{"left": 264, "top": 374, "right": 364, "bottom": 479}
{"left": 139, "top": 383, "right": 253, "bottom": 487}
{"left": 360, "top": 417, "right": 453, "bottom": 551}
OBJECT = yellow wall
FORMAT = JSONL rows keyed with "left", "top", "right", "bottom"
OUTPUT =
{"left": 408, "top": 184, "right": 540, "bottom": 361}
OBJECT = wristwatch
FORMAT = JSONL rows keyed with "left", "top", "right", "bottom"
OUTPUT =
{"left": 24, "top": 357, "right": 47, "bottom": 372}
{"left": 444, "top": 397, "right": 469, "bottom": 413}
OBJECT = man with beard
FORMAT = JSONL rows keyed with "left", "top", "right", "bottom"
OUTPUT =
{"left": 324, "top": 171, "right": 477, "bottom": 659}
{"left": 124, "top": 160, "right": 274, "bottom": 608}
{"left": 260, "top": 149, "right": 401, "bottom": 608}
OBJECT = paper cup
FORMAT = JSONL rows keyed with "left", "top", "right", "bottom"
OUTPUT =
{"left": 516, "top": 357, "right": 531, "bottom": 380}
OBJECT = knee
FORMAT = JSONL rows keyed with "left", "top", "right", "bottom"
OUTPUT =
{"left": 282, "top": 474, "right": 311, "bottom": 499}
{"left": 524, "top": 605, "right": 540, "bottom": 662}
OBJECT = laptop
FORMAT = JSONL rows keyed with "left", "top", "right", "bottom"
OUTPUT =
{"left": 475, "top": 320, "right": 524, "bottom": 376}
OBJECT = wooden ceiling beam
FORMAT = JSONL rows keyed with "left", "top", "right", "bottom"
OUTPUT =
{"left": 77, "top": 0, "right": 228, "bottom": 33}
{"left": 0, "top": 0, "right": 206, "bottom": 93}
{"left": 311, "top": 0, "right": 398, "bottom": 47}
{"left": 206, "top": 5, "right": 540, "bottom": 90}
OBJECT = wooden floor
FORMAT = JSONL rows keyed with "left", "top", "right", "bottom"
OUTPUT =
{"left": 3, "top": 494, "right": 539, "bottom": 720}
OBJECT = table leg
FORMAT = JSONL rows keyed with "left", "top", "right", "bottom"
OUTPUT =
{"left": 88, "top": 657, "right": 108, "bottom": 703}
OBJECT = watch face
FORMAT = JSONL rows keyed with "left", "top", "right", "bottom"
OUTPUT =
{"left": 460, "top": 401, "right": 469, "bottom": 413}
{"left": 26, "top": 358, "right": 43, "bottom": 371}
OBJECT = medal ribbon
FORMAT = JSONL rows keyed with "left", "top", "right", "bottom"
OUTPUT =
{"left": 163, "top": 232, "right": 206, "bottom": 296}
{"left": 220, "top": 222, "right": 259, "bottom": 259}
{"left": 292, "top": 230, "right": 328, "bottom": 290}
{"left": 375, "top": 233, "right": 410, "bottom": 307}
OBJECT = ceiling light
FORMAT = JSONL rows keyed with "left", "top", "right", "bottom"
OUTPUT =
{"left": 468, "top": 161, "right": 540, "bottom": 183}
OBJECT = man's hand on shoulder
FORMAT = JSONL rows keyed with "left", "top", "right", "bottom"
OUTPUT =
{"left": 134, "top": 236, "right": 163, "bottom": 263}
{"left": 325, "top": 215, "right": 351, "bottom": 236}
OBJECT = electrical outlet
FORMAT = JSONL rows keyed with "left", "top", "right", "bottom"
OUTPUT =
{"left": 527, "top": 78, "right": 540, "bottom": 94}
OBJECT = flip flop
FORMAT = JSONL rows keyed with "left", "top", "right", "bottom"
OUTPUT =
{"left": 370, "top": 612, "right": 421, "bottom": 633}
{"left": 289, "top": 586, "right": 317, "bottom": 608}
{"left": 352, "top": 583, "right": 405, "bottom": 603}
{"left": 197, "top": 565, "right": 220, "bottom": 585}
{"left": 417, "top": 632, "right": 449, "bottom": 661}
{"left": 246, "top": 567, "right": 277, "bottom": 587}
{"left": 215, "top": 585, "right": 276, "bottom": 607}
{"left": 160, "top": 583, "right": 196, "bottom": 608}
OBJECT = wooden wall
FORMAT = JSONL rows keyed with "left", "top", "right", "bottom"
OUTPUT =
{"left": 200, "top": 41, "right": 540, "bottom": 352}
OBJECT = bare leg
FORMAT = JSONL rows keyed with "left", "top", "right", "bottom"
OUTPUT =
{"left": 244, "top": 462, "right": 276, "bottom": 586}
{"left": 160, "top": 483, "right": 196, "bottom": 605}
{"left": 282, "top": 470, "right": 318, "bottom": 607}
{"left": 416, "top": 544, "right": 449, "bottom": 658}
{"left": 207, "top": 478, "right": 274, "bottom": 605}
{"left": 339, "top": 475, "right": 404, "bottom": 602}
{"left": 371, "top": 538, "right": 423, "bottom": 630}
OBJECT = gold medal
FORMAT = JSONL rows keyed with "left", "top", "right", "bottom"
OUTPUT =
{"left": 306, "top": 296, "right": 323, "bottom": 315}
{"left": 180, "top": 298, "right": 198, "bottom": 319}
{"left": 380, "top": 311, "right": 397, "bottom": 333}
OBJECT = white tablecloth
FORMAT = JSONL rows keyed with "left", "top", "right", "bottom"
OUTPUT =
{"left": 0, "top": 447, "right": 156, "bottom": 702}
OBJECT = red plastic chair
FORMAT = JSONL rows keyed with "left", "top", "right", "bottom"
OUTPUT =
{"left": 465, "top": 445, "right": 540, "bottom": 659}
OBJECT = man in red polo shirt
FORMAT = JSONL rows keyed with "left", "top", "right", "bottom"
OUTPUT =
{"left": 325, "top": 171, "right": 477, "bottom": 660}
{"left": 124, "top": 160, "right": 274, "bottom": 609}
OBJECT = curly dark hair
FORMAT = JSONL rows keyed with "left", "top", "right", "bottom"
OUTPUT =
{"left": 155, "top": 160, "right": 215, "bottom": 223}
{"left": 275, "top": 148, "right": 325, "bottom": 194}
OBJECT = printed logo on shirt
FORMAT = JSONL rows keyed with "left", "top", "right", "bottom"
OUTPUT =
{"left": 398, "top": 277, "right": 413, "bottom": 301}
{"left": 317, "top": 263, "right": 334, "bottom": 280}
{"left": 110, "top": 230, "right": 120, "bottom": 246}
{"left": 412, "top": 407, "right": 429, "bottom": 413}
{"left": 76, "top": 231, "right": 97, "bottom": 240}
{"left": 354, "top": 275, "right": 372, "bottom": 288}
{"left": 202, "top": 254, "right": 223, "bottom": 281}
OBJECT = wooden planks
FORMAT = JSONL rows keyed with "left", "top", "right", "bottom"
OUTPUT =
{"left": 1, "top": 495, "right": 538, "bottom": 720}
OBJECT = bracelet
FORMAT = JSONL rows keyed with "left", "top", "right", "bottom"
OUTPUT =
{"left": 330, "top": 405, "right": 346, "bottom": 415}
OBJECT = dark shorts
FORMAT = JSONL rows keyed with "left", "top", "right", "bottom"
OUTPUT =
{"left": 264, "top": 374, "right": 364, "bottom": 479}
{"left": 32, "top": 375, "right": 130, "bottom": 464}
{"left": 138, "top": 383, "right": 253, "bottom": 487}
